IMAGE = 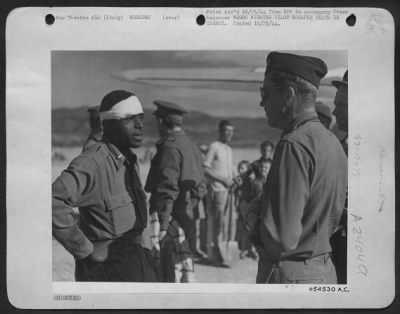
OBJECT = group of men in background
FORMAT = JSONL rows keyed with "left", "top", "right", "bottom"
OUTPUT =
{"left": 52, "top": 51, "right": 348, "bottom": 284}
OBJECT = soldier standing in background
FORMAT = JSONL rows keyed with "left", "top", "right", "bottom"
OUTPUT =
{"left": 82, "top": 105, "right": 103, "bottom": 152}
{"left": 241, "top": 52, "right": 347, "bottom": 284}
{"left": 203, "top": 120, "right": 235, "bottom": 268}
{"left": 203, "top": 120, "right": 239, "bottom": 268}
{"left": 192, "top": 144, "right": 210, "bottom": 259}
{"left": 145, "top": 100, "right": 205, "bottom": 282}
{"left": 331, "top": 70, "right": 349, "bottom": 283}
{"left": 53, "top": 90, "right": 158, "bottom": 282}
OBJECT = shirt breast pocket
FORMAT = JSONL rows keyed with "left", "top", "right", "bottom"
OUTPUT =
{"left": 105, "top": 192, "right": 136, "bottom": 236}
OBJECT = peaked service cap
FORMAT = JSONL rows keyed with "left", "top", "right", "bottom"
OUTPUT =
{"left": 153, "top": 100, "right": 188, "bottom": 117}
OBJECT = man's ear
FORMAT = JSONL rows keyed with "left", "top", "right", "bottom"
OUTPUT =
{"left": 282, "top": 85, "right": 296, "bottom": 113}
{"left": 285, "top": 86, "right": 296, "bottom": 104}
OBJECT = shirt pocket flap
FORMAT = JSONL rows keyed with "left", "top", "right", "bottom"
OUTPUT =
{"left": 104, "top": 192, "right": 136, "bottom": 236}
{"left": 105, "top": 192, "right": 133, "bottom": 211}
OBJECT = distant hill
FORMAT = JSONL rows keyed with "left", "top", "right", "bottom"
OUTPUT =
{"left": 52, "top": 106, "right": 282, "bottom": 148}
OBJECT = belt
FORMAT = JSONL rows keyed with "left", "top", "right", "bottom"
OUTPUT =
{"left": 121, "top": 235, "right": 142, "bottom": 245}
{"left": 281, "top": 253, "right": 331, "bottom": 264}
{"left": 119, "top": 232, "right": 143, "bottom": 245}
{"left": 90, "top": 232, "right": 143, "bottom": 262}
{"left": 92, "top": 229, "right": 143, "bottom": 244}
{"left": 261, "top": 253, "right": 331, "bottom": 284}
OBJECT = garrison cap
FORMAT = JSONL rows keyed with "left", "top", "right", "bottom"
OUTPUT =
{"left": 265, "top": 51, "right": 328, "bottom": 88}
{"left": 316, "top": 101, "right": 332, "bottom": 121}
{"left": 153, "top": 100, "right": 188, "bottom": 117}
{"left": 332, "top": 70, "right": 348, "bottom": 88}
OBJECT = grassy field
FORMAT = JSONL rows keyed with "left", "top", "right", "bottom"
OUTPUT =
{"left": 52, "top": 145, "right": 260, "bottom": 283}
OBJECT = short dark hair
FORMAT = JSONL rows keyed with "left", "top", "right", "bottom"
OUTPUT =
{"left": 100, "top": 90, "right": 135, "bottom": 137}
{"left": 237, "top": 160, "right": 250, "bottom": 171}
{"left": 100, "top": 90, "right": 135, "bottom": 112}
{"left": 269, "top": 71, "right": 318, "bottom": 101}
{"left": 260, "top": 140, "right": 274, "bottom": 151}
{"left": 219, "top": 119, "right": 233, "bottom": 130}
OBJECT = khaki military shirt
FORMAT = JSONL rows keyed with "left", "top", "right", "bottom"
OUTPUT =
{"left": 52, "top": 141, "right": 147, "bottom": 260}
{"left": 250, "top": 112, "right": 347, "bottom": 261}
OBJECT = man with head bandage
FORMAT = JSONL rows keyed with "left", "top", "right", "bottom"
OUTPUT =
{"left": 52, "top": 90, "right": 159, "bottom": 282}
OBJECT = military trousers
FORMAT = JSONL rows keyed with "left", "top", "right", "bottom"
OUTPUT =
{"left": 256, "top": 254, "right": 337, "bottom": 284}
{"left": 199, "top": 198, "right": 208, "bottom": 254}
{"left": 190, "top": 198, "right": 207, "bottom": 256}
{"left": 158, "top": 218, "right": 195, "bottom": 283}
{"left": 206, "top": 189, "right": 228, "bottom": 264}
{"left": 75, "top": 235, "right": 159, "bottom": 282}
{"left": 236, "top": 214, "right": 252, "bottom": 252}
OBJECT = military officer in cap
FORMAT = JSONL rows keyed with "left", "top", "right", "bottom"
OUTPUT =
{"left": 240, "top": 52, "right": 347, "bottom": 284}
{"left": 82, "top": 105, "right": 103, "bottom": 152}
{"left": 331, "top": 70, "right": 349, "bottom": 284}
{"left": 52, "top": 90, "right": 158, "bottom": 282}
{"left": 145, "top": 100, "right": 205, "bottom": 282}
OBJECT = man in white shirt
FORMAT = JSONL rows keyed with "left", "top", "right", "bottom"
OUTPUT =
{"left": 203, "top": 120, "right": 234, "bottom": 267}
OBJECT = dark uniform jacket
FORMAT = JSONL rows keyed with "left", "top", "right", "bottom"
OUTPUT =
{"left": 145, "top": 130, "right": 205, "bottom": 232}
{"left": 52, "top": 141, "right": 147, "bottom": 260}
{"left": 249, "top": 112, "right": 347, "bottom": 261}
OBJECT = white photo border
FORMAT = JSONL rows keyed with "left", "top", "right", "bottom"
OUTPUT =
{"left": 6, "top": 6, "right": 396, "bottom": 309}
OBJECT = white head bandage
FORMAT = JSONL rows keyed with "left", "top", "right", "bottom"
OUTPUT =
{"left": 100, "top": 95, "right": 144, "bottom": 121}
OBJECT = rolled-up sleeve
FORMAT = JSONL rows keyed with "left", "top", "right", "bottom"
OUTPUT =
{"left": 261, "top": 141, "right": 311, "bottom": 253}
{"left": 52, "top": 156, "right": 97, "bottom": 259}
{"left": 149, "top": 147, "right": 181, "bottom": 231}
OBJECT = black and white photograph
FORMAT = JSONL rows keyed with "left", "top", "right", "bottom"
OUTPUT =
{"left": 5, "top": 7, "right": 395, "bottom": 309}
{"left": 51, "top": 50, "right": 348, "bottom": 285}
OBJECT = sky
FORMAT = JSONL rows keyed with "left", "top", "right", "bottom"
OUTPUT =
{"left": 52, "top": 50, "right": 347, "bottom": 117}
